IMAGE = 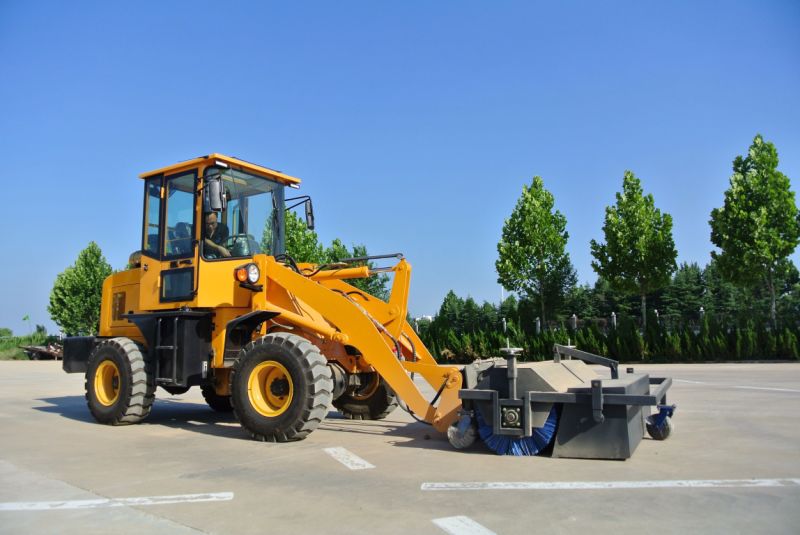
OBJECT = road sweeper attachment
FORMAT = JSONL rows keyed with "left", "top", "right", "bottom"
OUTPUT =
{"left": 452, "top": 344, "right": 675, "bottom": 458}
{"left": 61, "top": 153, "right": 674, "bottom": 460}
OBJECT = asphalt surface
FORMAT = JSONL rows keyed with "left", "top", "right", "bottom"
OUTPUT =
{"left": 1, "top": 360, "right": 799, "bottom": 535}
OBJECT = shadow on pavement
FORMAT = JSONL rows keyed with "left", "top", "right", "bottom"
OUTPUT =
{"left": 319, "top": 413, "right": 492, "bottom": 454}
{"left": 33, "top": 395, "right": 248, "bottom": 440}
{"left": 33, "top": 396, "right": 490, "bottom": 452}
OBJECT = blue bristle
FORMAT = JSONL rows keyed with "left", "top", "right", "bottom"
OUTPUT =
{"left": 475, "top": 406, "right": 558, "bottom": 456}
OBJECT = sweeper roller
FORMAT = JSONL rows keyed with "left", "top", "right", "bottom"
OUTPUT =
{"left": 60, "top": 153, "right": 675, "bottom": 459}
{"left": 452, "top": 344, "right": 675, "bottom": 458}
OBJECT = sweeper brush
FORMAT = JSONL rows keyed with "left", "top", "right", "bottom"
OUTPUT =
{"left": 451, "top": 345, "right": 675, "bottom": 458}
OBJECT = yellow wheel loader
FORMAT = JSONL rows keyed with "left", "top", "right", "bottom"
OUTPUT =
{"left": 62, "top": 154, "right": 675, "bottom": 457}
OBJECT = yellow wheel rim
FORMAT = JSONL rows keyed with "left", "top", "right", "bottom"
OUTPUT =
{"left": 95, "top": 360, "right": 121, "bottom": 406}
{"left": 248, "top": 361, "right": 294, "bottom": 417}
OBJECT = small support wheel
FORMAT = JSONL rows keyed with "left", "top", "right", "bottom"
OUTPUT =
{"left": 201, "top": 384, "right": 233, "bottom": 412}
{"left": 646, "top": 415, "right": 674, "bottom": 440}
{"left": 231, "top": 333, "right": 333, "bottom": 442}
{"left": 447, "top": 421, "right": 478, "bottom": 450}
{"left": 85, "top": 337, "right": 155, "bottom": 425}
{"left": 333, "top": 373, "right": 398, "bottom": 420}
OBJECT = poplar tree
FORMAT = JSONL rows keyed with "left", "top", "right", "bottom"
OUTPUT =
{"left": 590, "top": 171, "right": 677, "bottom": 327}
{"left": 710, "top": 134, "right": 800, "bottom": 326}
{"left": 496, "top": 176, "right": 575, "bottom": 323}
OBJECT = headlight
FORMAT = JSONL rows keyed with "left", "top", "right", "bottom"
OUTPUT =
{"left": 235, "top": 263, "right": 260, "bottom": 284}
{"left": 247, "top": 263, "right": 260, "bottom": 283}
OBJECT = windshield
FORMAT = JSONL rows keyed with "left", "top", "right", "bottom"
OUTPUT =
{"left": 202, "top": 167, "right": 284, "bottom": 260}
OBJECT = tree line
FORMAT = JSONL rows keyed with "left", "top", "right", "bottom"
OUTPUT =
{"left": 34, "top": 134, "right": 798, "bottom": 364}
{"left": 423, "top": 134, "right": 799, "bottom": 361}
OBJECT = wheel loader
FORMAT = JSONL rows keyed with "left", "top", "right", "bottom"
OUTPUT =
{"left": 62, "top": 154, "right": 675, "bottom": 457}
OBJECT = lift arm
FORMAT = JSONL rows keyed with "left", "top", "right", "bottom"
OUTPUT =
{"left": 260, "top": 257, "right": 463, "bottom": 431}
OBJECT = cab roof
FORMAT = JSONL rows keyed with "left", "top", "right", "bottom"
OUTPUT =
{"left": 139, "top": 153, "right": 301, "bottom": 186}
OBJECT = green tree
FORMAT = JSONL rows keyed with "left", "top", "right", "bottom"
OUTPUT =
{"left": 324, "top": 241, "right": 390, "bottom": 300}
{"left": 563, "top": 283, "right": 599, "bottom": 320}
{"left": 0, "top": 327, "right": 11, "bottom": 338}
{"left": 48, "top": 242, "right": 113, "bottom": 336}
{"left": 268, "top": 212, "right": 389, "bottom": 299}
{"left": 496, "top": 176, "right": 574, "bottom": 323}
{"left": 702, "top": 258, "right": 743, "bottom": 323}
{"left": 276, "top": 211, "right": 326, "bottom": 263}
{"left": 776, "top": 261, "right": 800, "bottom": 326}
{"left": 662, "top": 262, "right": 705, "bottom": 322}
{"left": 590, "top": 171, "right": 677, "bottom": 327}
{"left": 710, "top": 134, "right": 800, "bottom": 326}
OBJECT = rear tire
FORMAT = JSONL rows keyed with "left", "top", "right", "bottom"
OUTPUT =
{"left": 201, "top": 384, "right": 233, "bottom": 412}
{"left": 231, "top": 333, "right": 333, "bottom": 442}
{"left": 333, "top": 373, "right": 398, "bottom": 420}
{"left": 85, "top": 337, "right": 155, "bottom": 425}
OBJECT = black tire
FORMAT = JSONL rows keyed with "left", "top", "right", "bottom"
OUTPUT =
{"left": 85, "top": 337, "right": 155, "bottom": 425}
{"left": 230, "top": 333, "right": 333, "bottom": 442}
{"left": 333, "top": 373, "right": 398, "bottom": 420}
{"left": 201, "top": 384, "right": 233, "bottom": 412}
{"left": 646, "top": 415, "right": 674, "bottom": 440}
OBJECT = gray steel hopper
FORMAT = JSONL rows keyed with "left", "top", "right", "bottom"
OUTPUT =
{"left": 457, "top": 345, "right": 674, "bottom": 458}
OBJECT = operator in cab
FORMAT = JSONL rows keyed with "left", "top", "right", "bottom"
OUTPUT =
{"left": 204, "top": 211, "right": 231, "bottom": 258}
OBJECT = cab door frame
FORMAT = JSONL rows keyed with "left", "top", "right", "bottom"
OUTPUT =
{"left": 138, "top": 169, "right": 200, "bottom": 310}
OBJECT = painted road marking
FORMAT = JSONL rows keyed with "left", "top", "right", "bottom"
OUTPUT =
{"left": 0, "top": 492, "right": 234, "bottom": 511}
{"left": 674, "top": 379, "right": 709, "bottom": 385}
{"left": 422, "top": 478, "right": 800, "bottom": 491}
{"left": 432, "top": 516, "right": 497, "bottom": 535}
{"left": 675, "top": 379, "right": 800, "bottom": 393}
{"left": 323, "top": 447, "right": 375, "bottom": 470}
{"left": 731, "top": 385, "right": 800, "bottom": 393}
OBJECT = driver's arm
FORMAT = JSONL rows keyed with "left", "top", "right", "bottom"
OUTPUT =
{"left": 204, "top": 237, "right": 231, "bottom": 257}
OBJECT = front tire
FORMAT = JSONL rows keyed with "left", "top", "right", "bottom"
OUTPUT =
{"left": 231, "top": 333, "right": 333, "bottom": 442}
{"left": 85, "top": 338, "right": 155, "bottom": 425}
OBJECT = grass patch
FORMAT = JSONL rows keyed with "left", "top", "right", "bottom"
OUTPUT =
{"left": 0, "top": 332, "right": 56, "bottom": 360}
{"left": 0, "top": 348, "right": 29, "bottom": 360}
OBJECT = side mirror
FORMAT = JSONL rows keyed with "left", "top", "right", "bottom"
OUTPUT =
{"left": 304, "top": 198, "right": 315, "bottom": 230}
{"left": 204, "top": 177, "right": 226, "bottom": 212}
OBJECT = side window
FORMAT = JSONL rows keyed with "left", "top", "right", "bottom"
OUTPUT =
{"left": 142, "top": 177, "right": 161, "bottom": 258}
{"left": 164, "top": 173, "right": 196, "bottom": 258}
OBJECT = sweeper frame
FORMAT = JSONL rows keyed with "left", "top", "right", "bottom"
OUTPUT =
{"left": 456, "top": 344, "right": 675, "bottom": 458}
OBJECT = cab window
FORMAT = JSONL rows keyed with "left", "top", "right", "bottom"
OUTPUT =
{"left": 202, "top": 167, "right": 281, "bottom": 260}
{"left": 142, "top": 177, "right": 161, "bottom": 258}
{"left": 164, "top": 172, "right": 196, "bottom": 258}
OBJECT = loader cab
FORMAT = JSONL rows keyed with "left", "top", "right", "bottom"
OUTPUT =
{"left": 136, "top": 154, "right": 301, "bottom": 310}
{"left": 200, "top": 166, "right": 285, "bottom": 260}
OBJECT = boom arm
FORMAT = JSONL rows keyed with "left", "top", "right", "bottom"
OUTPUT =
{"left": 258, "top": 257, "right": 463, "bottom": 431}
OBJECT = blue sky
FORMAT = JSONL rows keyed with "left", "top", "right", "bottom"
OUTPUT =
{"left": 1, "top": 1, "right": 798, "bottom": 335}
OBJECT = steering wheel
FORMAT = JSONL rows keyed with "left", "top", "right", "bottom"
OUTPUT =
{"left": 224, "top": 234, "right": 259, "bottom": 257}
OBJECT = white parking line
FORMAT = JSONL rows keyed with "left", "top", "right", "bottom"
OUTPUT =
{"left": 674, "top": 379, "right": 800, "bottom": 393}
{"left": 422, "top": 478, "right": 800, "bottom": 491}
{"left": 731, "top": 385, "right": 800, "bottom": 393}
{"left": 0, "top": 492, "right": 234, "bottom": 511}
{"left": 323, "top": 447, "right": 375, "bottom": 470}
{"left": 674, "top": 379, "right": 710, "bottom": 385}
{"left": 432, "top": 516, "right": 497, "bottom": 535}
